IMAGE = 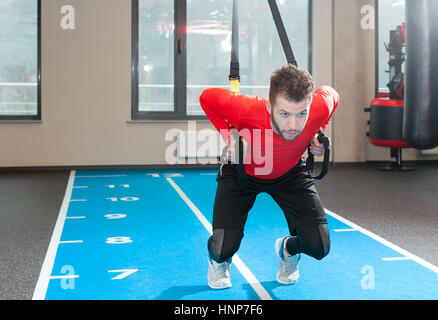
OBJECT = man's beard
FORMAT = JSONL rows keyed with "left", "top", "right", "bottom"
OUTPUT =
{"left": 271, "top": 115, "right": 300, "bottom": 141}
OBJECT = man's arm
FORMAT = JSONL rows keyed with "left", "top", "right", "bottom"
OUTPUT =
{"left": 308, "top": 86, "right": 339, "bottom": 156}
{"left": 199, "top": 88, "right": 244, "bottom": 141}
{"left": 313, "top": 86, "right": 340, "bottom": 132}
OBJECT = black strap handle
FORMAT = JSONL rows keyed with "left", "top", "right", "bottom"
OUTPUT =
{"left": 233, "top": 129, "right": 249, "bottom": 188}
{"left": 306, "top": 129, "right": 330, "bottom": 180}
{"left": 220, "top": 128, "right": 250, "bottom": 189}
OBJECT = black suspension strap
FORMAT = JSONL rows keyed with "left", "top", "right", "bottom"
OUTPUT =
{"left": 224, "top": 0, "right": 249, "bottom": 189}
{"left": 267, "top": 0, "right": 297, "bottom": 66}
{"left": 229, "top": 0, "right": 240, "bottom": 94}
{"left": 268, "top": 0, "right": 330, "bottom": 180}
{"left": 223, "top": 0, "right": 330, "bottom": 185}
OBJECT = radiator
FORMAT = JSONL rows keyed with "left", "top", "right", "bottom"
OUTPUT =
{"left": 176, "top": 130, "right": 226, "bottom": 159}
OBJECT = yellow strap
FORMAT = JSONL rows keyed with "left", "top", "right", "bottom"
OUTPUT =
{"left": 230, "top": 79, "right": 240, "bottom": 95}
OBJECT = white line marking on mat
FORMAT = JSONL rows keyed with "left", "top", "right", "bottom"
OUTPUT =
{"left": 50, "top": 275, "right": 79, "bottom": 280}
{"left": 76, "top": 175, "right": 127, "bottom": 178}
{"left": 382, "top": 257, "right": 412, "bottom": 261}
{"left": 33, "top": 170, "right": 76, "bottom": 300}
{"left": 108, "top": 269, "right": 139, "bottom": 280}
{"left": 325, "top": 208, "right": 438, "bottom": 274}
{"left": 59, "top": 240, "right": 83, "bottom": 244}
{"left": 333, "top": 228, "right": 358, "bottom": 232}
{"left": 65, "top": 216, "right": 86, "bottom": 219}
{"left": 166, "top": 177, "right": 273, "bottom": 301}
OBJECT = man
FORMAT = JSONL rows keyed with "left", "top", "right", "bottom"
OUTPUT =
{"left": 199, "top": 63, "right": 339, "bottom": 289}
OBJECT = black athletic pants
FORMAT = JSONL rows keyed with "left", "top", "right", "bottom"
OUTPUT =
{"left": 208, "top": 158, "right": 330, "bottom": 263}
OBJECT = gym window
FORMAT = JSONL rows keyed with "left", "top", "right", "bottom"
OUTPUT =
{"left": 0, "top": 0, "right": 41, "bottom": 121}
{"left": 376, "top": 0, "right": 405, "bottom": 94}
{"left": 131, "top": 0, "right": 312, "bottom": 121}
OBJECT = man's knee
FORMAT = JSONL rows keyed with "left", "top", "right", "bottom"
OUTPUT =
{"left": 308, "top": 234, "right": 330, "bottom": 260}
{"left": 303, "top": 225, "right": 331, "bottom": 260}
{"left": 310, "top": 242, "right": 330, "bottom": 260}
{"left": 208, "top": 228, "right": 243, "bottom": 263}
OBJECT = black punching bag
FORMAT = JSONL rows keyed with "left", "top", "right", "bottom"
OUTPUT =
{"left": 404, "top": 0, "right": 438, "bottom": 149}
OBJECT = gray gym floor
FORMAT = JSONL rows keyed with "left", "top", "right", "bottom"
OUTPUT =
{"left": 0, "top": 162, "right": 437, "bottom": 300}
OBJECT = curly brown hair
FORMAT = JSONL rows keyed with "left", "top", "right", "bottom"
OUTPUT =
{"left": 269, "top": 63, "right": 314, "bottom": 106}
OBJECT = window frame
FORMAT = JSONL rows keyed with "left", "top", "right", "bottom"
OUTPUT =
{"left": 0, "top": 0, "right": 41, "bottom": 121}
{"left": 375, "top": 0, "right": 380, "bottom": 96}
{"left": 375, "top": 0, "right": 406, "bottom": 96}
{"left": 131, "top": 0, "right": 313, "bottom": 121}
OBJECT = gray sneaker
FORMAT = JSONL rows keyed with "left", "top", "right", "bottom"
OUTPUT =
{"left": 207, "top": 257, "right": 232, "bottom": 289}
{"left": 275, "top": 237, "right": 300, "bottom": 285}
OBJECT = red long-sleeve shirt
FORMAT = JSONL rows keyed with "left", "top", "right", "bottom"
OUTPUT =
{"left": 199, "top": 86, "right": 339, "bottom": 179}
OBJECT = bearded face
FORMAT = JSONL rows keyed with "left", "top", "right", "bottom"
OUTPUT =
{"left": 268, "top": 95, "right": 311, "bottom": 141}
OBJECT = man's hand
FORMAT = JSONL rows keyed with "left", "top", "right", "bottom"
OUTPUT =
{"left": 309, "top": 134, "right": 329, "bottom": 157}
{"left": 226, "top": 134, "right": 248, "bottom": 163}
